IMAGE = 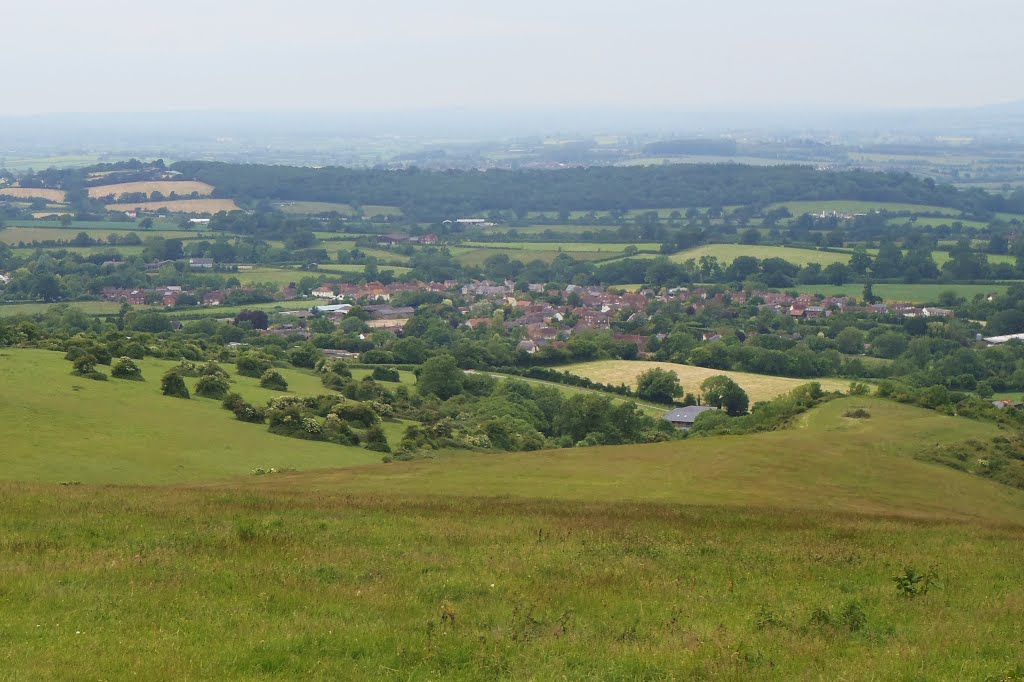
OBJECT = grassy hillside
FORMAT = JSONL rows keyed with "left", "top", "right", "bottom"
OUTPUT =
{"left": 0, "top": 349, "right": 382, "bottom": 483}
{"left": 1, "top": 396, "right": 1023, "bottom": 679}
{"left": 563, "top": 359, "right": 851, "bottom": 403}
{"left": 279, "top": 397, "right": 1023, "bottom": 523}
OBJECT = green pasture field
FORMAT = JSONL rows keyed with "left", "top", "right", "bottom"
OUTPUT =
{"left": 770, "top": 200, "right": 964, "bottom": 217}
{"left": 670, "top": 244, "right": 850, "bottom": 267}
{"left": 510, "top": 224, "right": 622, "bottom": 235}
{"left": 793, "top": 282, "right": 1016, "bottom": 303}
{"left": 458, "top": 241, "right": 660, "bottom": 253}
{"left": 278, "top": 202, "right": 403, "bottom": 217}
{"left": 562, "top": 359, "right": 851, "bottom": 404}
{"left": 0, "top": 154, "right": 103, "bottom": 170}
{"left": 450, "top": 247, "right": 620, "bottom": 267}
{"left": 6, "top": 219, "right": 181, "bottom": 230}
{"left": 0, "top": 226, "right": 199, "bottom": 244}
{"left": 0, "top": 301, "right": 133, "bottom": 317}
{"left": 2, "top": 397, "right": 1023, "bottom": 678}
{"left": 12, "top": 245, "right": 145, "bottom": 257}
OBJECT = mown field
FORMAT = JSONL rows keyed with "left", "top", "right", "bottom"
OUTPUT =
{"left": 563, "top": 359, "right": 851, "bottom": 403}
{"left": 0, "top": 226, "right": 199, "bottom": 243}
{"left": 87, "top": 180, "right": 215, "bottom": 198}
{"left": 2, "top": 397, "right": 1023, "bottom": 678}
{"left": 769, "top": 200, "right": 964, "bottom": 217}
{"left": 793, "top": 282, "right": 1016, "bottom": 303}
{"left": 0, "top": 187, "right": 67, "bottom": 202}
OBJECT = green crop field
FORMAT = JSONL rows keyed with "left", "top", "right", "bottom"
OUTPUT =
{"left": 12, "top": 245, "right": 145, "bottom": 257}
{"left": 562, "top": 359, "right": 851, "bottom": 403}
{"left": 0, "top": 226, "right": 199, "bottom": 244}
{"left": 450, "top": 247, "right": 621, "bottom": 266}
{"left": 3, "top": 394, "right": 1024, "bottom": 678}
{"left": 0, "top": 301, "right": 133, "bottom": 317}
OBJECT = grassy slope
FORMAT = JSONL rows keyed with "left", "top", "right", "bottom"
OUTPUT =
{"left": 2, "top": 397, "right": 1023, "bottom": 679}
{"left": 280, "top": 397, "right": 1023, "bottom": 524}
{"left": 0, "top": 349, "right": 381, "bottom": 483}
{"left": 562, "top": 359, "right": 851, "bottom": 403}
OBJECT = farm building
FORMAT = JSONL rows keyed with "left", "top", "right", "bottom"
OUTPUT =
{"left": 661, "top": 406, "right": 719, "bottom": 430}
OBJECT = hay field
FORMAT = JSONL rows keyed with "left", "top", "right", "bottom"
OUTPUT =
{"left": 0, "top": 188, "right": 67, "bottom": 202}
{"left": 87, "top": 181, "right": 215, "bottom": 198}
{"left": 105, "top": 199, "right": 239, "bottom": 213}
{"left": 563, "top": 359, "right": 850, "bottom": 403}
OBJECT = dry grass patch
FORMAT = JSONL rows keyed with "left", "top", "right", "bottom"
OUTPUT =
{"left": 88, "top": 181, "right": 215, "bottom": 199}
{"left": 0, "top": 188, "right": 67, "bottom": 202}
{"left": 563, "top": 359, "right": 850, "bottom": 403}
{"left": 106, "top": 198, "right": 239, "bottom": 214}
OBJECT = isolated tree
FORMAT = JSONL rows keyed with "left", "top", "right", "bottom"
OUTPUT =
{"left": 635, "top": 367, "right": 683, "bottom": 404}
{"left": 161, "top": 369, "right": 190, "bottom": 399}
{"left": 416, "top": 354, "right": 464, "bottom": 399}
{"left": 701, "top": 375, "right": 749, "bottom": 415}
{"left": 111, "top": 356, "right": 143, "bottom": 381}
{"left": 259, "top": 368, "right": 289, "bottom": 391}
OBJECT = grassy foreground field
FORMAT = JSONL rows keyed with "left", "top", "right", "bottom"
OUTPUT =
{"left": 2, "top": 397, "right": 1024, "bottom": 679}
{"left": 563, "top": 359, "right": 851, "bottom": 403}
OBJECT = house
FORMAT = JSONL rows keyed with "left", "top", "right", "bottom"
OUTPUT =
{"left": 922, "top": 307, "right": 954, "bottom": 318}
{"left": 661, "top": 405, "right": 719, "bottom": 430}
{"left": 189, "top": 258, "right": 214, "bottom": 270}
{"left": 312, "top": 285, "right": 337, "bottom": 299}
{"left": 377, "top": 233, "right": 410, "bottom": 246}
{"left": 203, "top": 291, "right": 226, "bottom": 306}
{"left": 414, "top": 233, "right": 439, "bottom": 245}
{"left": 517, "top": 339, "right": 539, "bottom": 354}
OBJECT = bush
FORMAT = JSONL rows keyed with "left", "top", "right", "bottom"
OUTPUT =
{"left": 843, "top": 408, "right": 871, "bottom": 419}
{"left": 893, "top": 566, "right": 939, "bottom": 598}
{"left": 222, "top": 392, "right": 246, "bottom": 411}
{"left": 371, "top": 366, "right": 401, "bottom": 382}
{"left": 111, "top": 357, "right": 144, "bottom": 381}
{"left": 71, "top": 354, "right": 108, "bottom": 381}
{"left": 259, "top": 369, "right": 289, "bottom": 391}
{"left": 364, "top": 424, "right": 391, "bottom": 452}
{"left": 236, "top": 351, "right": 273, "bottom": 378}
{"left": 161, "top": 370, "right": 190, "bottom": 399}
{"left": 202, "top": 362, "right": 230, "bottom": 378}
{"left": 324, "top": 414, "right": 360, "bottom": 446}
{"left": 195, "top": 374, "right": 231, "bottom": 399}
{"left": 332, "top": 402, "right": 380, "bottom": 428}
{"left": 233, "top": 402, "right": 266, "bottom": 423}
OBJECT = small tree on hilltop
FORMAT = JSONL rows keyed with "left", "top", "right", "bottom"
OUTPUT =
{"left": 161, "top": 369, "right": 190, "bottom": 399}
{"left": 636, "top": 367, "right": 684, "bottom": 404}
{"left": 111, "top": 357, "right": 144, "bottom": 381}
{"left": 260, "top": 368, "right": 289, "bottom": 391}
{"left": 701, "top": 375, "right": 749, "bottom": 416}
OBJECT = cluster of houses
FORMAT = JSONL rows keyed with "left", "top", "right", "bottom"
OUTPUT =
{"left": 375, "top": 233, "right": 439, "bottom": 246}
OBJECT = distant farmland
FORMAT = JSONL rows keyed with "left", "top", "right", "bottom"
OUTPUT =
{"left": 563, "top": 359, "right": 851, "bottom": 403}
{"left": 88, "top": 181, "right": 215, "bottom": 199}
{"left": 0, "top": 188, "right": 67, "bottom": 202}
{"left": 105, "top": 199, "right": 239, "bottom": 213}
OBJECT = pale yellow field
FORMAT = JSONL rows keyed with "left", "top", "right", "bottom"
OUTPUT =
{"left": 88, "top": 181, "right": 215, "bottom": 199}
{"left": 0, "top": 188, "right": 67, "bottom": 202}
{"left": 563, "top": 359, "right": 851, "bottom": 403}
{"left": 105, "top": 199, "right": 239, "bottom": 214}
{"left": 32, "top": 211, "right": 72, "bottom": 218}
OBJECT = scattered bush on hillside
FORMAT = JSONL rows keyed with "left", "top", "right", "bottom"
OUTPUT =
{"left": 288, "top": 343, "right": 322, "bottom": 368}
{"left": 843, "top": 408, "right": 871, "bottom": 419}
{"left": 364, "top": 424, "right": 391, "bottom": 452}
{"left": 111, "top": 356, "right": 143, "bottom": 381}
{"left": 236, "top": 351, "right": 274, "bottom": 378}
{"left": 195, "top": 374, "right": 231, "bottom": 399}
{"left": 893, "top": 566, "right": 939, "bottom": 598}
{"left": 161, "top": 369, "right": 190, "bottom": 399}
{"left": 259, "top": 369, "right": 289, "bottom": 391}
{"left": 323, "top": 414, "right": 360, "bottom": 446}
{"left": 332, "top": 402, "right": 379, "bottom": 428}
{"left": 201, "top": 361, "right": 230, "bottom": 379}
{"left": 371, "top": 366, "right": 401, "bottom": 382}
{"left": 71, "top": 354, "right": 108, "bottom": 381}
{"left": 174, "top": 360, "right": 204, "bottom": 377}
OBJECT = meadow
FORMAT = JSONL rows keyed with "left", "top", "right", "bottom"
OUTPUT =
{"left": 458, "top": 241, "right": 660, "bottom": 253}
{"left": 793, "top": 282, "right": 1015, "bottom": 303}
{"left": 0, "top": 349, "right": 386, "bottom": 484}
{"left": 0, "top": 301, "right": 130, "bottom": 317}
{"left": 2, "top": 396, "right": 1024, "bottom": 678}
{"left": 769, "top": 200, "right": 964, "bottom": 217}
{"left": 0, "top": 226, "right": 199, "bottom": 244}
{"left": 670, "top": 244, "right": 854, "bottom": 267}
{"left": 562, "top": 359, "right": 851, "bottom": 403}
{"left": 278, "top": 201, "right": 402, "bottom": 216}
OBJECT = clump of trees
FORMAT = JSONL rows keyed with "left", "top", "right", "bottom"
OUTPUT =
{"left": 195, "top": 374, "right": 230, "bottom": 398}
{"left": 636, "top": 367, "right": 683, "bottom": 404}
{"left": 260, "top": 369, "right": 288, "bottom": 391}
{"left": 161, "top": 369, "right": 190, "bottom": 399}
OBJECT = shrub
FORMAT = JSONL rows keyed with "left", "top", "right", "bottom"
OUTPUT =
{"left": 236, "top": 351, "right": 273, "bottom": 378}
{"left": 174, "top": 360, "right": 203, "bottom": 377}
{"left": 161, "top": 369, "right": 190, "bottom": 399}
{"left": 324, "top": 414, "right": 360, "bottom": 446}
{"left": 893, "top": 566, "right": 939, "bottom": 598}
{"left": 71, "top": 354, "right": 108, "bottom": 381}
{"left": 843, "top": 408, "right": 871, "bottom": 419}
{"left": 233, "top": 402, "right": 266, "bottom": 423}
{"left": 195, "top": 374, "right": 231, "bottom": 399}
{"left": 201, "top": 361, "right": 230, "bottom": 378}
{"left": 111, "top": 357, "right": 143, "bottom": 381}
{"left": 332, "top": 402, "right": 380, "bottom": 428}
{"left": 371, "top": 366, "right": 401, "bottom": 382}
{"left": 364, "top": 424, "right": 391, "bottom": 452}
{"left": 222, "top": 392, "right": 247, "bottom": 411}
{"left": 260, "top": 369, "right": 289, "bottom": 391}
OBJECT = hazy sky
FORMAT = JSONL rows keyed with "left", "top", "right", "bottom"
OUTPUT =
{"left": 5, "top": 0, "right": 1022, "bottom": 115}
